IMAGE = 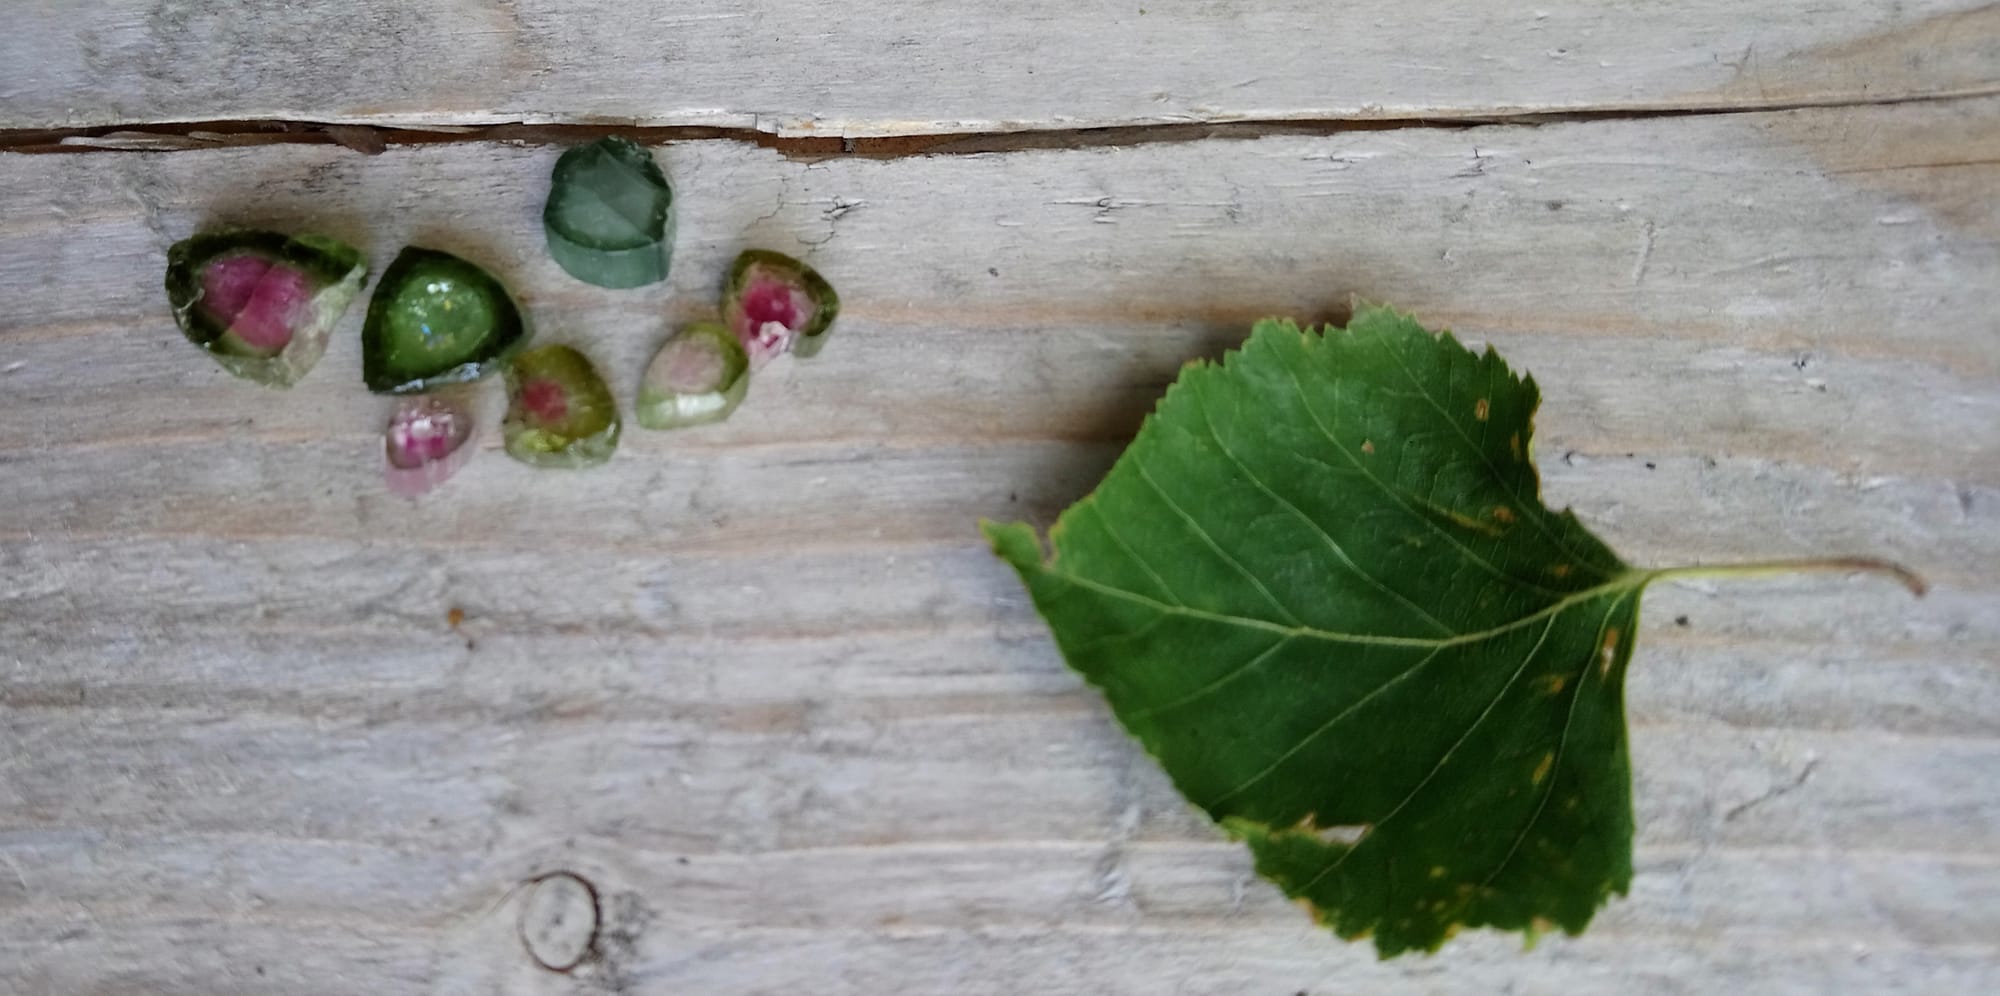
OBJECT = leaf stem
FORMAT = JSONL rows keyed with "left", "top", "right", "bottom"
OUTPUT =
{"left": 1646, "top": 557, "right": 1926, "bottom": 597}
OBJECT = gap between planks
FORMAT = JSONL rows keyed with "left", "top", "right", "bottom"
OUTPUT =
{"left": 4, "top": 87, "right": 1997, "bottom": 158}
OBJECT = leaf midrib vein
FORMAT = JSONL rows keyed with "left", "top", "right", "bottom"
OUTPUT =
{"left": 1045, "top": 566, "right": 1649, "bottom": 651}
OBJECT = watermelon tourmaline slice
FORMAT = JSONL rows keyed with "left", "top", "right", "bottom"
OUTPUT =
{"left": 722, "top": 249, "right": 840, "bottom": 367}
{"left": 636, "top": 322, "right": 749, "bottom": 430}
{"left": 384, "top": 393, "right": 476, "bottom": 497}
{"left": 502, "top": 344, "right": 621, "bottom": 468}
{"left": 362, "top": 247, "right": 530, "bottom": 394}
{"left": 164, "top": 230, "right": 367, "bottom": 387}
{"left": 544, "top": 137, "right": 677, "bottom": 289}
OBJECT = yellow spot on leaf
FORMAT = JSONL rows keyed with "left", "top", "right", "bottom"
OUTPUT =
{"left": 1490, "top": 505, "right": 1516, "bottom": 525}
{"left": 1600, "top": 627, "right": 1622, "bottom": 677}
{"left": 1534, "top": 674, "right": 1567, "bottom": 696}
{"left": 1549, "top": 563, "right": 1571, "bottom": 578}
{"left": 1443, "top": 924, "right": 1462, "bottom": 940}
{"left": 1474, "top": 398, "right": 1490, "bottom": 421}
{"left": 1361, "top": 439, "right": 1375, "bottom": 455}
{"left": 1430, "top": 865, "right": 1447, "bottom": 879}
{"left": 1441, "top": 507, "right": 1504, "bottom": 537}
{"left": 1509, "top": 432, "right": 1522, "bottom": 460}
{"left": 1532, "top": 751, "right": 1555, "bottom": 786}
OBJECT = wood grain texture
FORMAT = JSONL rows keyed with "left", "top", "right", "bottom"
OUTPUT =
{"left": 3, "top": 95, "right": 1998, "bottom": 993}
{"left": 3, "top": 1, "right": 1999, "bottom": 134}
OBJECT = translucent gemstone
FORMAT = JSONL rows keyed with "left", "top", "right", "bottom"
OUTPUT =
{"left": 363, "top": 247, "right": 529, "bottom": 394}
{"left": 384, "top": 394, "right": 475, "bottom": 497}
{"left": 544, "top": 137, "right": 676, "bottom": 289}
{"left": 723, "top": 250, "right": 840, "bottom": 366}
{"left": 164, "top": 231, "right": 367, "bottom": 387}
{"left": 636, "top": 322, "right": 749, "bottom": 430}
{"left": 503, "top": 344, "right": 620, "bottom": 468}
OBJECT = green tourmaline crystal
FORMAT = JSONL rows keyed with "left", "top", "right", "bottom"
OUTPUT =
{"left": 544, "top": 137, "right": 676, "bottom": 289}
{"left": 362, "top": 247, "right": 530, "bottom": 394}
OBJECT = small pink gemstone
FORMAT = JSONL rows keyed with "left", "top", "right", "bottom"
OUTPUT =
{"left": 521, "top": 378, "right": 570, "bottom": 424}
{"left": 385, "top": 397, "right": 474, "bottom": 497}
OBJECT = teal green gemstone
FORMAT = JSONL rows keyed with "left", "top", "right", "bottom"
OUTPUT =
{"left": 544, "top": 137, "right": 675, "bottom": 289}
{"left": 363, "top": 247, "right": 529, "bottom": 394}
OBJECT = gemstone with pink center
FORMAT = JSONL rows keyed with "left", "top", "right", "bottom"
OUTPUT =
{"left": 165, "top": 230, "right": 368, "bottom": 387}
{"left": 722, "top": 250, "right": 840, "bottom": 366}
{"left": 730, "top": 271, "right": 815, "bottom": 367}
{"left": 636, "top": 322, "right": 750, "bottom": 430}
{"left": 384, "top": 395, "right": 475, "bottom": 497}
{"left": 503, "top": 345, "right": 621, "bottom": 468}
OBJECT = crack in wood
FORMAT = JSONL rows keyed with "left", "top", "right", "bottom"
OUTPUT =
{"left": 3, "top": 89, "right": 1993, "bottom": 157}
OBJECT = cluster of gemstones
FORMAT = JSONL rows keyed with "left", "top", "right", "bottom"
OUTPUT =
{"left": 163, "top": 137, "right": 839, "bottom": 494}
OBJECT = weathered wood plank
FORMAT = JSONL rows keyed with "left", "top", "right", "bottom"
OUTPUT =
{"left": 3, "top": 1, "right": 1998, "bottom": 134}
{"left": 2, "top": 98, "right": 1996, "bottom": 992}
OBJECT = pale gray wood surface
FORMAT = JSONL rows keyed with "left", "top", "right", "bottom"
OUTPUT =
{"left": 2, "top": 94, "right": 1998, "bottom": 993}
{"left": 4, "top": 1, "right": 1999, "bottom": 134}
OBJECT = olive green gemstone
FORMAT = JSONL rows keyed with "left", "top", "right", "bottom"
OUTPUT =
{"left": 363, "top": 247, "right": 529, "bottom": 394}
{"left": 503, "top": 344, "right": 621, "bottom": 468}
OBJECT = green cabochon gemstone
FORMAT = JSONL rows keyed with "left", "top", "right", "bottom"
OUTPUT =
{"left": 164, "top": 230, "right": 368, "bottom": 387}
{"left": 362, "top": 247, "right": 530, "bottom": 394}
{"left": 503, "top": 344, "right": 621, "bottom": 468}
{"left": 544, "top": 137, "right": 676, "bottom": 289}
{"left": 723, "top": 249, "right": 840, "bottom": 365}
{"left": 636, "top": 322, "right": 750, "bottom": 430}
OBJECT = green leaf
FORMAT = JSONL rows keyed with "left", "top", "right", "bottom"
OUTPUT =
{"left": 985, "top": 305, "right": 1919, "bottom": 957}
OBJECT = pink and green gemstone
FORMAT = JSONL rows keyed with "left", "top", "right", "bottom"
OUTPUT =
{"left": 164, "top": 230, "right": 367, "bottom": 387}
{"left": 723, "top": 249, "right": 839, "bottom": 367}
{"left": 503, "top": 344, "right": 620, "bottom": 468}
{"left": 636, "top": 321, "right": 749, "bottom": 430}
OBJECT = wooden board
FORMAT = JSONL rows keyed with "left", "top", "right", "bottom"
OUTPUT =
{"left": 2, "top": 79, "right": 1998, "bottom": 996}
{"left": 3, "top": 1, "right": 1999, "bottom": 134}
